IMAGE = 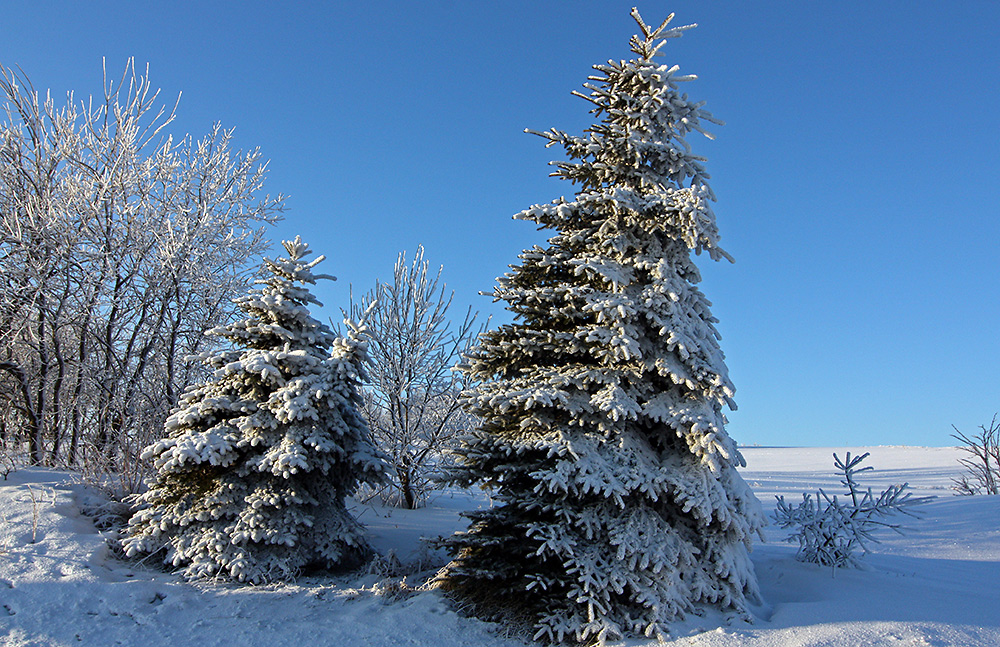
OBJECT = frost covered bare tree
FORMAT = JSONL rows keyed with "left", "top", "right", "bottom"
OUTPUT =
{"left": 351, "top": 246, "right": 483, "bottom": 509}
{"left": 435, "top": 10, "right": 764, "bottom": 644}
{"left": 0, "top": 61, "right": 283, "bottom": 482}
{"left": 951, "top": 414, "right": 1000, "bottom": 495}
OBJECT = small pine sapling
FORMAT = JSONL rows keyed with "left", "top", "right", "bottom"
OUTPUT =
{"left": 773, "top": 452, "right": 931, "bottom": 568}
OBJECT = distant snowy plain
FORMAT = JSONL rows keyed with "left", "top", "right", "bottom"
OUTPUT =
{"left": 2, "top": 446, "right": 998, "bottom": 647}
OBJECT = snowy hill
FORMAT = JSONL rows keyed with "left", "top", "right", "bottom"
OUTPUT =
{"left": 2, "top": 446, "right": 998, "bottom": 646}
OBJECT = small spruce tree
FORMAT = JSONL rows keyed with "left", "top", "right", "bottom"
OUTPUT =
{"left": 435, "top": 10, "right": 765, "bottom": 644}
{"left": 122, "top": 236, "right": 386, "bottom": 583}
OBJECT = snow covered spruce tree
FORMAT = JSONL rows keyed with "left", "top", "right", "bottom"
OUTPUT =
{"left": 435, "top": 10, "right": 765, "bottom": 644}
{"left": 122, "top": 237, "right": 386, "bottom": 583}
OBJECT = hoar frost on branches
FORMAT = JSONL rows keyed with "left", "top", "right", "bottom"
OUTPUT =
{"left": 0, "top": 61, "right": 283, "bottom": 487}
{"left": 950, "top": 414, "right": 1000, "bottom": 495}
{"left": 351, "top": 246, "right": 483, "bottom": 509}
{"left": 434, "top": 9, "right": 765, "bottom": 645}
{"left": 122, "top": 237, "right": 387, "bottom": 583}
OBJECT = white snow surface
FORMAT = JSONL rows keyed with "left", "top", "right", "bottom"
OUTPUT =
{"left": 1, "top": 446, "right": 998, "bottom": 647}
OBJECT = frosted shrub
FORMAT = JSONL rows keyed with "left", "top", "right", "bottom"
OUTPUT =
{"left": 350, "top": 247, "right": 483, "bottom": 509}
{"left": 950, "top": 414, "right": 1000, "bottom": 495}
{"left": 1, "top": 445, "right": 18, "bottom": 480}
{"left": 773, "top": 452, "right": 930, "bottom": 568}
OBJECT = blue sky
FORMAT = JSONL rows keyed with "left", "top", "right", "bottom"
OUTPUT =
{"left": 3, "top": 2, "right": 998, "bottom": 447}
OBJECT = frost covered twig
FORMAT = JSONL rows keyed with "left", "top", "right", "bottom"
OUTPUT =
{"left": 26, "top": 485, "right": 39, "bottom": 543}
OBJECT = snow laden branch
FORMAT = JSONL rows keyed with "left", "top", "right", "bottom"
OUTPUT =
{"left": 773, "top": 452, "right": 933, "bottom": 569}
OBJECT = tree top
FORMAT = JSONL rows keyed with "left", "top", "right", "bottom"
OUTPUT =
{"left": 628, "top": 8, "right": 696, "bottom": 61}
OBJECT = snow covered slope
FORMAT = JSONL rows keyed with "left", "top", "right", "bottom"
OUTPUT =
{"left": 1, "top": 447, "right": 998, "bottom": 647}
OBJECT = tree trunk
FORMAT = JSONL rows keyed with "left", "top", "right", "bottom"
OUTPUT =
{"left": 0, "top": 361, "right": 41, "bottom": 464}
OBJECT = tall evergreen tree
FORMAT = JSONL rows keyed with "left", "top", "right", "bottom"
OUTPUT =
{"left": 122, "top": 237, "right": 386, "bottom": 583}
{"left": 435, "top": 10, "right": 765, "bottom": 644}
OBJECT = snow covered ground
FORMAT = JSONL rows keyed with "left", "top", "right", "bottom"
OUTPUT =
{"left": 1, "top": 446, "right": 997, "bottom": 647}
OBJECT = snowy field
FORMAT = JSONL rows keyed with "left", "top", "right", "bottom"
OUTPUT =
{"left": 1, "top": 446, "right": 998, "bottom": 647}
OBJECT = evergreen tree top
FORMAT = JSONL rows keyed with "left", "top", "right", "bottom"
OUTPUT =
{"left": 212, "top": 235, "right": 339, "bottom": 351}
{"left": 259, "top": 235, "right": 337, "bottom": 295}
{"left": 627, "top": 8, "right": 695, "bottom": 61}
{"left": 522, "top": 9, "right": 730, "bottom": 262}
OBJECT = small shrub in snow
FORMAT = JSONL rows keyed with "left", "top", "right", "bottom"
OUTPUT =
{"left": 950, "top": 414, "right": 1000, "bottom": 495}
{"left": 74, "top": 480, "right": 133, "bottom": 538}
{"left": 0, "top": 450, "right": 15, "bottom": 480}
{"left": 773, "top": 452, "right": 931, "bottom": 568}
{"left": 121, "top": 237, "right": 387, "bottom": 583}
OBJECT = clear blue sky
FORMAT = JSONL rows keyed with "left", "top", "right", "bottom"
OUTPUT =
{"left": 3, "top": 2, "right": 998, "bottom": 447}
